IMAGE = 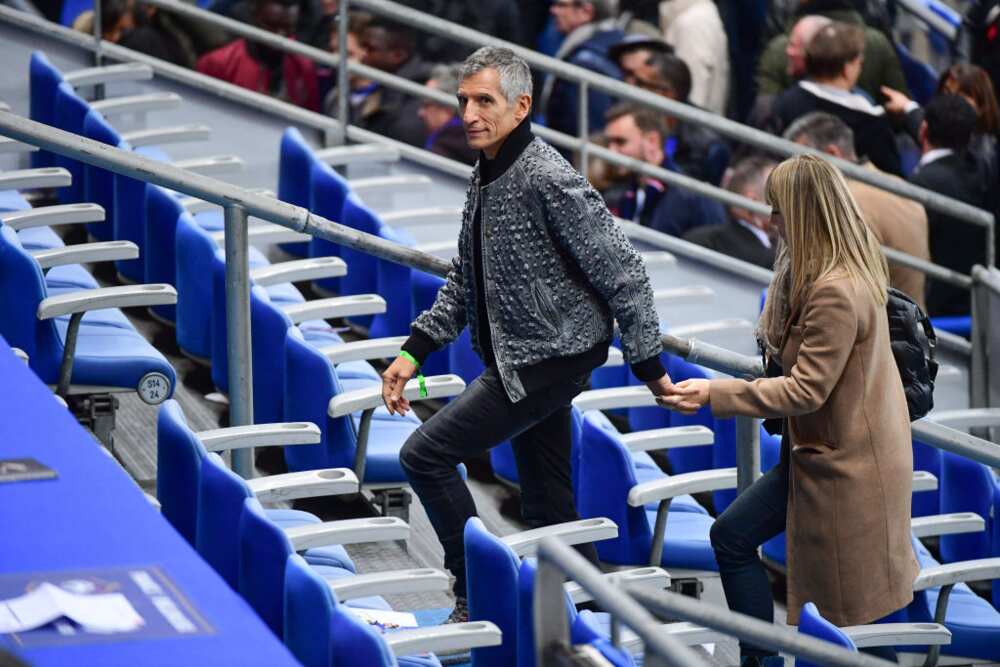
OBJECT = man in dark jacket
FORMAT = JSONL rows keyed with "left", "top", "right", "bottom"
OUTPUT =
{"left": 382, "top": 47, "right": 673, "bottom": 623}
{"left": 603, "top": 103, "right": 727, "bottom": 237}
{"left": 910, "top": 95, "right": 992, "bottom": 317}
{"left": 419, "top": 65, "right": 477, "bottom": 165}
{"left": 539, "top": 0, "right": 625, "bottom": 139}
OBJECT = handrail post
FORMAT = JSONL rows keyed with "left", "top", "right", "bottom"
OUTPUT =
{"left": 735, "top": 415, "right": 761, "bottom": 494}
{"left": 988, "top": 224, "right": 996, "bottom": 268}
{"left": 92, "top": 0, "right": 104, "bottom": 99}
{"left": 224, "top": 203, "right": 255, "bottom": 479}
{"left": 335, "top": 0, "right": 350, "bottom": 146}
{"left": 533, "top": 548, "right": 571, "bottom": 667}
{"left": 577, "top": 81, "right": 589, "bottom": 178}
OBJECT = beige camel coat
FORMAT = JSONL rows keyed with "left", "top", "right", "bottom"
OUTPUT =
{"left": 710, "top": 272, "right": 920, "bottom": 626}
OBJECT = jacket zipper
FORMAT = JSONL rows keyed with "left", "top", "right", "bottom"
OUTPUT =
{"left": 478, "top": 184, "right": 510, "bottom": 398}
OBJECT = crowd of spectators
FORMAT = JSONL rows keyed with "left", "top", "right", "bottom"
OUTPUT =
{"left": 69, "top": 0, "right": 1000, "bottom": 319}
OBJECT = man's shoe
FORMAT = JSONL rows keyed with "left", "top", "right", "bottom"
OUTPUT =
{"left": 445, "top": 596, "right": 469, "bottom": 624}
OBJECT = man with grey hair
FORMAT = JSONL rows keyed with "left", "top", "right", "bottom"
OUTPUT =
{"left": 382, "top": 46, "right": 673, "bottom": 622}
{"left": 785, "top": 111, "right": 930, "bottom": 308}
{"left": 419, "top": 64, "right": 477, "bottom": 164}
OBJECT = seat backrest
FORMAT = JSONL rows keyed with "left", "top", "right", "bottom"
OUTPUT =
{"left": 175, "top": 209, "right": 222, "bottom": 360}
{"left": 81, "top": 109, "right": 127, "bottom": 242}
{"left": 53, "top": 83, "right": 92, "bottom": 204}
{"left": 465, "top": 517, "right": 521, "bottom": 667}
{"left": 144, "top": 185, "right": 186, "bottom": 322}
{"left": 797, "top": 601, "right": 857, "bottom": 667}
{"left": 283, "top": 326, "right": 356, "bottom": 473}
{"left": 29, "top": 51, "right": 62, "bottom": 169}
{"left": 284, "top": 553, "right": 337, "bottom": 667}
{"left": 410, "top": 270, "right": 450, "bottom": 377}
{"left": 239, "top": 496, "right": 296, "bottom": 637}
{"left": 940, "top": 451, "right": 996, "bottom": 563}
{"left": 912, "top": 438, "right": 943, "bottom": 517}
{"left": 338, "top": 196, "right": 381, "bottom": 320}
{"left": 59, "top": 0, "right": 91, "bottom": 26}
{"left": 156, "top": 399, "right": 208, "bottom": 545}
{"left": 196, "top": 452, "right": 254, "bottom": 588}
{"left": 308, "top": 160, "right": 350, "bottom": 294}
{"left": 328, "top": 598, "right": 398, "bottom": 667}
{"left": 0, "top": 225, "right": 61, "bottom": 380}
{"left": 370, "top": 223, "right": 416, "bottom": 339}
{"left": 278, "top": 127, "right": 319, "bottom": 209}
{"left": 577, "top": 410, "right": 649, "bottom": 565}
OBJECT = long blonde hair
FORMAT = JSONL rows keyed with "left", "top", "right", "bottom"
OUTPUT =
{"left": 758, "top": 154, "right": 888, "bottom": 355}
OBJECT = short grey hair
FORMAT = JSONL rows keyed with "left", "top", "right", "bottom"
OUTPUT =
{"left": 585, "top": 0, "right": 617, "bottom": 21}
{"left": 459, "top": 46, "right": 533, "bottom": 104}
{"left": 783, "top": 111, "right": 858, "bottom": 162}
{"left": 428, "top": 63, "right": 462, "bottom": 97}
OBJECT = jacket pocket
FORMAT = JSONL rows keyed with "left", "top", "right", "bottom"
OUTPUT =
{"left": 531, "top": 279, "right": 563, "bottom": 337}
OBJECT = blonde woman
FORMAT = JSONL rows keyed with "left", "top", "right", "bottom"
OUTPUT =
{"left": 660, "top": 154, "right": 918, "bottom": 666}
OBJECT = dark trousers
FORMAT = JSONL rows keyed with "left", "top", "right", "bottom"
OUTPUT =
{"left": 399, "top": 365, "right": 597, "bottom": 598}
{"left": 710, "top": 463, "right": 789, "bottom": 658}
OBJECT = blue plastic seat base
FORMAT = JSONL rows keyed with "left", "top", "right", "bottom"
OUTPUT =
{"left": 314, "top": 564, "right": 392, "bottom": 611}
{"left": 640, "top": 509, "right": 719, "bottom": 572}
{"left": 268, "top": 508, "right": 356, "bottom": 573}
{"left": 18, "top": 225, "right": 65, "bottom": 251}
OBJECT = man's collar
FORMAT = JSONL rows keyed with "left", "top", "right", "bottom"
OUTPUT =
{"left": 479, "top": 117, "right": 535, "bottom": 186}
{"left": 918, "top": 147, "right": 954, "bottom": 169}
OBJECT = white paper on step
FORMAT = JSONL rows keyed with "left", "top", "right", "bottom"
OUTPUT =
{"left": 0, "top": 582, "right": 144, "bottom": 634}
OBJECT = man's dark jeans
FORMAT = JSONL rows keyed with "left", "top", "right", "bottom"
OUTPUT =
{"left": 399, "top": 365, "right": 598, "bottom": 598}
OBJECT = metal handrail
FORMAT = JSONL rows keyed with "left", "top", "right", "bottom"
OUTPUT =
{"left": 345, "top": 0, "right": 995, "bottom": 265}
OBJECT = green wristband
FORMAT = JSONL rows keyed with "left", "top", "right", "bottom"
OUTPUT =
{"left": 398, "top": 351, "right": 427, "bottom": 398}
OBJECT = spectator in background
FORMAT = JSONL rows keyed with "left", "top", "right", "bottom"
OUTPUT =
{"left": 657, "top": 0, "right": 730, "bottom": 115}
{"left": 683, "top": 156, "right": 777, "bottom": 269}
{"left": 604, "top": 103, "right": 726, "bottom": 237}
{"left": 72, "top": 0, "right": 134, "bottom": 42}
{"left": 321, "top": 11, "right": 373, "bottom": 117}
{"left": 119, "top": 2, "right": 198, "bottom": 68}
{"left": 539, "top": 0, "right": 624, "bottom": 140}
{"left": 419, "top": 64, "right": 477, "bottom": 165}
{"left": 771, "top": 22, "right": 902, "bottom": 175}
{"left": 756, "top": 0, "right": 908, "bottom": 106}
{"left": 608, "top": 34, "right": 674, "bottom": 88}
{"left": 785, "top": 112, "right": 930, "bottom": 308}
{"left": 883, "top": 63, "right": 1000, "bottom": 191}
{"left": 399, "top": 0, "right": 525, "bottom": 62}
{"left": 197, "top": 0, "right": 320, "bottom": 110}
{"left": 634, "top": 52, "right": 730, "bottom": 185}
{"left": 356, "top": 17, "right": 431, "bottom": 146}
{"left": 750, "top": 14, "right": 831, "bottom": 124}
{"left": 910, "top": 96, "right": 992, "bottom": 317}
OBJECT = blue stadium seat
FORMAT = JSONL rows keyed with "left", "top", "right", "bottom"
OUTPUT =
{"left": 895, "top": 42, "right": 938, "bottom": 106}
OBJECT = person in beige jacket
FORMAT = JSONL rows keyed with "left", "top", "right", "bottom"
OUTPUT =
{"left": 660, "top": 154, "right": 919, "bottom": 666}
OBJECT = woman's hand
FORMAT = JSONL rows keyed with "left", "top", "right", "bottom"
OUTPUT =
{"left": 656, "top": 378, "right": 710, "bottom": 415}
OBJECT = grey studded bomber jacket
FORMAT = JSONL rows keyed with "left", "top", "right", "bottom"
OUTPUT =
{"left": 409, "top": 136, "right": 664, "bottom": 403}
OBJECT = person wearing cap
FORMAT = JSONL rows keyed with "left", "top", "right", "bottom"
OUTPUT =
{"left": 608, "top": 33, "right": 674, "bottom": 88}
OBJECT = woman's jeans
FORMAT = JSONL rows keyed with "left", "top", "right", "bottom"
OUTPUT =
{"left": 399, "top": 365, "right": 598, "bottom": 598}
{"left": 710, "top": 463, "right": 789, "bottom": 658}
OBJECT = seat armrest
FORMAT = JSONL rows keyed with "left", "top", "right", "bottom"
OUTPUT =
{"left": 326, "top": 569, "right": 448, "bottom": 602}
{"left": 602, "top": 346, "right": 624, "bottom": 368}
{"left": 653, "top": 286, "right": 713, "bottom": 307}
{"left": 328, "top": 375, "right": 466, "bottom": 417}
{"left": 627, "top": 468, "right": 738, "bottom": 507}
{"left": 502, "top": 518, "right": 619, "bottom": 557}
{"left": 912, "top": 471, "right": 938, "bottom": 493}
{"left": 573, "top": 386, "right": 655, "bottom": 412}
{"left": 173, "top": 155, "right": 244, "bottom": 177}
{"left": 0, "top": 136, "right": 37, "bottom": 154}
{"left": 911, "top": 513, "right": 985, "bottom": 539}
{"left": 667, "top": 319, "right": 755, "bottom": 339}
{"left": 62, "top": 63, "right": 153, "bottom": 87}
{"left": 384, "top": 622, "right": 503, "bottom": 656}
{"left": 37, "top": 284, "right": 176, "bottom": 320}
{"left": 246, "top": 468, "right": 359, "bottom": 502}
{"left": 314, "top": 143, "right": 400, "bottom": 166}
{"left": 641, "top": 250, "right": 678, "bottom": 269}
{"left": 380, "top": 207, "right": 463, "bottom": 227}
{"left": 927, "top": 408, "right": 1000, "bottom": 429}
{"left": 619, "top": 426, "right": 714, "bottom": 453}
{"left": 320, "top": 337, "right": 408, "bottom": 365}
{"left": 565, "top": 567, "right": 670, "bottom": 604}
{"left": 31, "top": 240, "right": 137, "bottom": 270}
{"left": 0, "top": 167, "right": 71, "bottom": 190}
{"left": 283, "top": 516, "right": 409, "bottom": 550}
{"left": 280, "top": 294, "right": 386, "bottom": 325}
{"left": 349, "top": 174, "right": 432, "bottom": 195}
{"left": 0, "top": 102, "right": 8, "bottom": 112}
{"left": 841, "top": 623, "right": 951, "bottom": 648}
{"left": 212, "top": 222, "right": 311, "bottom": 247}
{"left": 12, "top": 347, "right": 28, "bottom": 364}
{"left": 91, "top": 92, "right": 182, "bottom": 116}
{"left": 250, "top": 257, "right": 347, "bottom": 287}
{"left": 3, "top": 203, "right": 105, "bottom": 230}
{"left": 197, "top": 422, "right": 321, "bottom": 452}
{"left": 913, "top": 558, "right": 1000, "bottom": 591}
{"left": 121, "top": 124, "right": 211, "bottom": 148}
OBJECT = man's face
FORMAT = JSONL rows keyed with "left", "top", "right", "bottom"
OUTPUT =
{"left": 786, "top": 21, "right": 810, "bottom": 77}
{"left": 255, "top": 1, "right": 295, "bottom": 37}
{"left": 605, "top": 114, "right": 645, "bottom": 162}
{"left": 330, "top": 32, "right": 371, "bottom": 89}
{"left": 361, "top": 26, "right": 405, "bottom": 73}
{"left": 457, "top": 68, "right": 529, "bottom": 157}
{"left": 550, "top": 0, "right": 593, "bottom": 35}
{"left": 419, "top": 80, "right": 457, "bottom": 134}
{"left": 619, "top": 49, "right": 657, "bottom": 87}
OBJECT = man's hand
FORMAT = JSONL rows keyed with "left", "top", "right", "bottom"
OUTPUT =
{"left": 656, "top": 378, "right": 711, "bottom": 415}
{"left": 382, "top": 356, "right": 417, "bottom": 416}
{"left": 644, "top": 373, "right": 674, "bottom": 398}
{"left": 881, "top": 86, "right": 913, "bottom": 116}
